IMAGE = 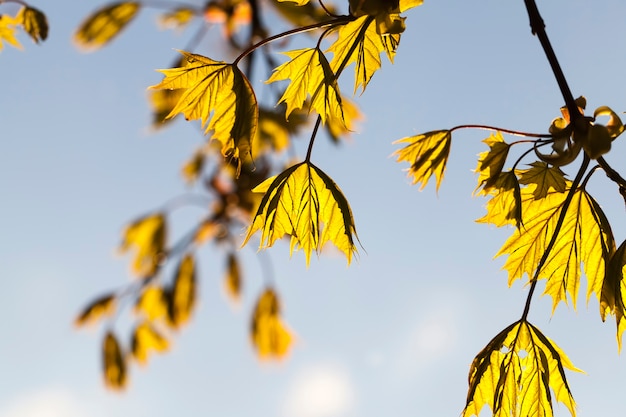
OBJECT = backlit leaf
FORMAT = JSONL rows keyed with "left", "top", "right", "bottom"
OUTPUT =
{"left": 276, "top": 0, "right": 309, "bottom": 6}
{"left": 0, "top": 14, "right": 22, "bottom": 51}
{"left": 495, "top": 184, "right": 614, "bottom": 311}
{"left": 399, "top": 0, "right": 424, "bottom": 12}
{"left": 75, "top": 293, "right": 116, "bottom": 326}
{"left": 150, "top": 51, "right": 258, "bottom": 166}
{"left": 464, "top": 320, "right": 580, "bottom": 417}
{"left": 168, "top": 254, "right": 197, "bottom": 327}
{"left": 224, "top": 253, "right": 242, "bottom": 303}
{"left": 16, "top": 6, "right": 48, "bottom": 44}
{"left": 393, "top": 129, "right": 452, "bottom": 191}
{"left": 326, "top": 97, "right": 362, "bottom": 143}
{"left": 243, "top": 162, "right": 358, "bottom": 266}
{"left": 600, "top": 240, "right": 626, "bottom": 351}
{"left": 250, "top": 288, "right": 293, "bottom": 359}
{"left": 102, "top": 331, "right": 127, "bottom": 390}
{"left": 158, "top": 8, "right": 196, "bottom": 30}
{"left": 135, "top": 286, "right": 168, "bottom": 321}
{"left": 266, "top": 48, "right": 344, "bottom": 125}
{"left": 74, "top": 2, "right": 140, "bottom": 51}
{"left": 181, "top": 149, "right": 205, "bottom": 184}
{"left": 150, "top": 88, "right": 184, "bottom": 128}
{"left": 475, "top": 132, "right": 510, "bottom": 194}
{"left": 328, "top": 15, "right": 390, "bottom": 94}
{"left": 119, "top": 213, "right": 167, "bottom": 278}
{"left": 518, "top": 161, "right": 567, "bottom": 199}
{"left": 131, "top": 321, "right": 169, "bottom": 365}
{"left": 476, "top": 171, "right": 522, "bottom": 228}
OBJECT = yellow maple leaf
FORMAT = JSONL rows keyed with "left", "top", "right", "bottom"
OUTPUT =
{"left": 495, "top": 183, "right": 614, "bottom": 312}
{"left": 266, "top": 48, "right": 344, "bottom": 126}
{"left": 16, "top": 6, "right": 48, "bottom": 44}
{"left": 168, "top": 254, "right": 197, "bottom": 328}
{"left": 74, "top": 2, "right": 141, "bottom": 51}
{"left": 328, "top": 15, "right": 386, "bottom": 94}
{"left": 600, "top": 240, "right": 626, "bottom": 351}
{"left": 464, "top": 320, "right": 581, "bottom": 417}
{"left": 243, "top": 162, "right": 358, "bottom": 266}
{"left": 0, "top": 14, "right": 22, "bottom": 51}
{"left": 475, "top": 132, "right": 510, "bottom": 194}
{"left": 102, "top": 331, "right": 127, "bottom": 390}
{"left": 518, "top": 161, "right": 567, "bottom": 199}
{"left": 119, "top": 213, "right": 167, "bottom": 278}
{"left": 393, "top": 129, "right": 452, "bottom": 191}
{"left": 250, "top": 288, "right": 293, "bottom": 359}
{"left": 131, "top": 321, "right": 169, "bottom": 365}
{"left": 75, "top": 293, "right": 116, "bottom": 326}
{"left": 476, "top": 171, "right": 522, "bottom": 228}
{"left": 150, "top": 51, "right": 258, "bottom": 167}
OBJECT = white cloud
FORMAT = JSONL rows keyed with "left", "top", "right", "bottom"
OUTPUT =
{"left": 0, "top": 386, "right": 94, "bottom": 417}
{"left": 282, "top": 364, "right": 356, "bottom": 417}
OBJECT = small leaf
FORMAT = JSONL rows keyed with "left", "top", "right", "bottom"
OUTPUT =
{"left": 131, "top": 321, "right": 169, "bottom": 365}
{"left": 16, "top": 6, "right": 48, "bottom": 44}
{"left": 181, "top": 149, "right": 205, "bottom": 184}
{"left": 149, "top": 88, "right": 184, "bottom": 128}
{"left": 0, "top": 14, "right": 22, "bottom": 51}
{"left": 224, "top": 253, "right": 242, "bottom": 303}
{"left": 74, "top": 2, "right": 141, "bottom": 51}
{"left": 475, "top": 132, "right": 510, "bottom": 194}
{"left": 393, "top": 130, "right": 452, "bottom": 191}
{"left": 276, "top": 0, "right": 310, "bottom": 6}
{"left": 476, "top": 171, "right": 522, "bottom": 228}
{"left": 326, "top": 97, "right": 362, "bottom": 143}
{"left": 102, "top": 331, "right": 127, "bottom": 390}
{"left": 243, "top": 162, "right": 358, "bottom": 266}
{"left": 158, "top": 8, "right": 196, "bottom": 31}
{"left": 119, "top": 213, "right": 167, "bottom": 278}
{"left": 464, "top": 320, "right": 581, "bottom": 417}
{"left": 135, "top": 286, "right": 168, "bottom": 321}
{"left": 600, "top": 240, "right": 626, "bottom": 351}
{"left": 150, "top": 51, "right": 258, "bottom": 168}
{"left": 75, "top": 293, "right": 116, "bottom": 326}
{"left": 266, "top": 48, "right": 344, "bottom": 125}
{"left": 518, "top": 161, "right": 567, "bottom": 199}
{"left": 168, "top": 254, "right": 197, "bottom": 328}
{"left": 250, "top": 288, "right": 293, "bottom": 359}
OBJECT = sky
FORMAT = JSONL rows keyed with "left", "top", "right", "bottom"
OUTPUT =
{"left": 2, "top": 0, "right": 626, "bottom": 416}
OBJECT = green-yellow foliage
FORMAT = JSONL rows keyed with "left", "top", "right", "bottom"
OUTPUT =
{"left": 243, "top": 162, "right": 358, "bottom": 266}
{"left": 74, "top": 2, "right": 140, "bottom": 51}
{"left": 75, "top": 293, "right": 116, "bottom": 326}
{"left": 0, "top": 13, "right": 22, "bottom": 51}
{"left": 267, "top": 48, "right": 344, "bottom": 126}
{"left": 102, "top": 331, "right": 127, "bottom": 390}
{"left": 119, "top": 213, "right": 167, "bottom": 278}
{"left": 131, "top": 321, "right": 169, "bottom": 365}
{"left": 150, "top": 51, "right": 258, "bottom": 168}
{"left": 600, "top": 240, "right": 626, "bottom": 351}
{"left": 464, "top": 320, "right": 581, "bottom": 417}
{"left": 393, "top": 130, "right": 452, "bottom": 191}
{"left": 168, "top": 254, "right": 197, "bottom": 328}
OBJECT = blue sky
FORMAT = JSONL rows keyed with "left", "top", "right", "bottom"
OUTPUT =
{"left": 2, "top": 1, "right": 626, "bottom": 416}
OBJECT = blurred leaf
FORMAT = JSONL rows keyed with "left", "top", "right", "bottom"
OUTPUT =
{"left": 119, "top": 213, "right": 167, "bottom": 278}
{"left": 102, "top": 331, "right": 127, "bottom": 390}
{"left": 135, "top": 286, "right": 168, "bottom": 321}
{"left": 475, "top": 132, "right": 510, "bottom": 194}
{"left": 518, "top": 161, "right": 567, "bottom": 200}
{"left": 150, "top": 51, "right": 258, "bottom": 167}
{"left": 194, "top": 218, "right": 220, "bottom": 245}
{"left": 243, "top": 162, "right": 358, "bottom": 266}
{"left": 0, "top": 14, "right": 22, "bottom": 51}
{"left": 464, "top": 320, "right": 580, "bottom": 417}
{"left": 181, "top": 149, "right": 205, "bottom": 184}
{"left": 158, "top": 7, "right": 196, "bottom": 30}
{"left": 250, "top": 288, "right": 293, "bottom": 359}
{"left": 275, "top": 0, "right": 309, "bottom": 6}
{"left": 224, "top": 253, "right": 241, "bottom": 303}
{"left": 74, "top": 2, "right": 141, "bottom": 51}
{"left": 75, "top": 293, "right": 116, "bottom": 326}
{"left": 150, "top": 88, "right": 184, "bottom": 128}
{"left": 131, "top": 321, "right": 169, "bottom": 365}
{"left": 16, "top": 6, "right": 48, "bottom": 44}
{"left": 394, "top": 129, "right": 452, "bottom": 191}
{"left": 168, "top": 254, "right": 197, "bottom": 327}
{"left": 267, "top": 48, "right": 344, "bottom": 125}
{"left": 326, "top": 97, "right": 362, "bottom": 143}
{"left": 271, "top": 0, "right": 334, "bottom": 27}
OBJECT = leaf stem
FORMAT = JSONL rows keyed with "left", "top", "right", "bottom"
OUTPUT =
{"left": 522, "top": 0, "right": 581, "bottom": 122}
{"left": 597, "top": 156, "right": 626, "bottom": 189}
{"left": 520, "top": 155, "right": 590, "bottom": 321}
{"left": 233, "top": 15, "right": 354, "bottom": 66}
{"left": 450, "top": 124, "right": 552, "bottom": 139}
{"left": 305, "top": 116, "right": 323, "bottom": 162}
